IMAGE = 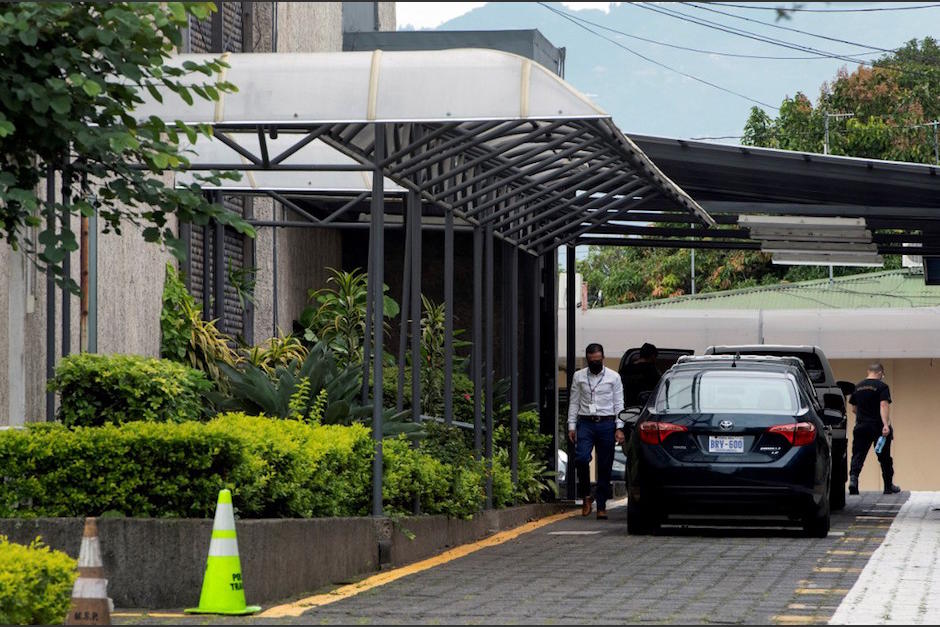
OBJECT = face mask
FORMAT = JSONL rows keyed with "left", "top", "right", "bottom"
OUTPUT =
{"left": 588, "top": 360, "right": 604, "bottom": 374}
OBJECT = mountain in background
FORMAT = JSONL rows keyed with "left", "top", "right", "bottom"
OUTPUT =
{"left": 415, "top": 2, "right": 934, "bottom": 142}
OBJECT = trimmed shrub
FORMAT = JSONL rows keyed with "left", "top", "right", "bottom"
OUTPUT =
{"left": 0, "top": 422, "right": 245, "bottom": 518}
{"left": 49, "top": 353, "right": 212, "bottom": 427}
{"left": 0, "top": 536, "right": 76, "bottom": 625}
{"left": 0, "top": 415, "right": 486, "bottom": 520}
{"left": 207, "top": 414, "right": 373, "bottom": 518}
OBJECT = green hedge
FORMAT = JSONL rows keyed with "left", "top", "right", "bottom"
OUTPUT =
{"left": 48, "top": 353, "right": 212, "bottom": 427}
{"left": 0, "top": 536, "right": 76, "bottom": 625}
{"left": 0, "top": 415, "right": 485, "bottom": 519}
{"left": 0, "top": 422, "right": 245, "bottom": 518}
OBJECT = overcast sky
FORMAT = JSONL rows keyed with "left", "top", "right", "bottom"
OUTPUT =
{"left": 396, "top": 2, "right": 614, "bottom": 30}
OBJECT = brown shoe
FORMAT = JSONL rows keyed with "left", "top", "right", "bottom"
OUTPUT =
{"left": 596, "top": 510, "right": 608, "bottom": 520}
{"left": 581, "top": 496, "right": 594, "bottom": 516}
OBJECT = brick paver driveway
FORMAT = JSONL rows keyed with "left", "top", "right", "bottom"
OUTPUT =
{"left": 118, "top": 491, "right": 906, "bottom": 625}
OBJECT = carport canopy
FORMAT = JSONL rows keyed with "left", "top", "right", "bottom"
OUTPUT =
{"left": 140, "top": 48, "right": 713, "bottom": 253}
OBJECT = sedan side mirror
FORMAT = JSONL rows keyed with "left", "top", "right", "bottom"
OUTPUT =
{"left": 837, "top": 381, "right": 856, "bottom": 397}
{"left": 619, "top": 407, "right": 642, "bottom": 427}
{"left": 822, "top": 408, "right": 844, "bottom": 426}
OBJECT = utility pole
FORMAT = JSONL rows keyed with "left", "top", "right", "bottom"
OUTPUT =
{"left": 823, "top": 112, "right": 853, "bottom": 282}
{"left": 823, "top": 111, "right": 854, "bottom": 156}
{"left": 932, "top": 120, "right": 939, "bottom": 165}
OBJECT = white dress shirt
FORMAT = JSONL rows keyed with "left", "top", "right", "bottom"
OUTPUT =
{"left": 567, "top": 366, "right": 625, "bottom": 430}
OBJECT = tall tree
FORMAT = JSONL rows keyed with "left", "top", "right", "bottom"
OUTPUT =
{"left": 0, "top": 2, "right": 251, "bottom": 284}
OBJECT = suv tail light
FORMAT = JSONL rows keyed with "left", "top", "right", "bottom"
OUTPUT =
{"left": 638, "top": 421, "right": 688, "bottom": 445}
{"left": 768, "top": 422, "right": 816, "bottom": 446}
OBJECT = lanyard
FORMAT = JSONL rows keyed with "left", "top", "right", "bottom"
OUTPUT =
{"left": 587, "top": 370, "right": 604, "bottom": 401}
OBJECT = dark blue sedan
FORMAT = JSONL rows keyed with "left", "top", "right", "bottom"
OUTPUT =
{"left": 624, "top": 355, "right": 839, "bottom": 537}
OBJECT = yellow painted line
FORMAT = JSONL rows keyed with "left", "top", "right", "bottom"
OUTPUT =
{"left": 814, "top": 567, "right": 862, "bottom": 574}
{"left": 773, "top": 615, "right": 825, "bottom": 624}
{"left": 849, "top": 524, "right": 891, "bottom": 530}
{"left": 827, "top": 549, "right": 873, "bottom": 556}
{"left": 855, "top": 515, "right": 895, "bottom": 521}
{"left": 795, "top": 588, "right": 850, "bottom": 595}
{"left": 259, "top": 508, "right": 580, "bottom": 618}
{"left": 839, "top": 537, "right": 870, "bottom": 542}
{"left": 111, "top": 612, "right": 187, "bottom": 618}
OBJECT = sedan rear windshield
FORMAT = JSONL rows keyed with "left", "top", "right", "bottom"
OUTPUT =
{"left": 654, "top": 370, "right": 800, "bottom": 415}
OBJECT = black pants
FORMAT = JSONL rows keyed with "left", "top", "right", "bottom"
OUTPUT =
{"left": 850, "top": 423, "right": 894, "bottom": 487}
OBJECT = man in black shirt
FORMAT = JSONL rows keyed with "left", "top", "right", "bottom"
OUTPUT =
{"left": 621, "top": 343, "right": 662, "bottom": 408}
{"left": 848, "top": 362, "right": 900, "bottom": 495}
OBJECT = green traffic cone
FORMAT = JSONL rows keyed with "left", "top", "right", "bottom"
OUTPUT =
{"left": 185, "top": 489, "right": 260, "bottom": 615}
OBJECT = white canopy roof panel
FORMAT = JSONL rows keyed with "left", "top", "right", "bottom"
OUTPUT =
{"left": 135, "top": 49, "right": 607, "bottom": 125}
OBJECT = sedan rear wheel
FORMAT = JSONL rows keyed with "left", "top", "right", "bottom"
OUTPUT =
{"left": 627, "top": 498, "right": 661, "bottom": 535}
{"left": 802, "top": 490, "right": 830, "bottom": 538}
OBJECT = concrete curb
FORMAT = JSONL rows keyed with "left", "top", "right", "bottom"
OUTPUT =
{"left": 0, "top": 503, "right": 570, "bottom": 608}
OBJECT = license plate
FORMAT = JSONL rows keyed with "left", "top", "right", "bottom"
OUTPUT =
{"left": 708, "top": 436, "right": 745, "bottom": 453}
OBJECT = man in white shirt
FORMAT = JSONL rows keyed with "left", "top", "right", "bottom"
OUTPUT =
{"left": 567, "top": 343, "right": 625, "bottom": 519}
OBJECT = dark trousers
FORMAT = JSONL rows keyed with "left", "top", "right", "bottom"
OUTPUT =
{"left": 850, "top": 423, "right": 894, "bottom": 487}
{"left": 575, "top": 419, "right": 616, "bottom": 511}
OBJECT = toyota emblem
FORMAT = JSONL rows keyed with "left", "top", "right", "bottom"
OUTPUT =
{"left": 719, "top": 419, "right": 734, "bottom": 431}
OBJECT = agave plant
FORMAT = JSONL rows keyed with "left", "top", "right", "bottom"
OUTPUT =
{"left": 213, "top": 340, "right": 422, "bottom": 440}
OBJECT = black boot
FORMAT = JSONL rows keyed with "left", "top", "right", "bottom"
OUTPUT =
{"left": 848, "top": 474, "right": 859, "bottom": 495}
{"left": 883, "top": 482, "right": 901, "bottom": 494}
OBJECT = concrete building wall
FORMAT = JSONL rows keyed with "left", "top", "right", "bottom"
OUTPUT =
{"left": 276, "top": 2, "right": 343, "bottom": 53}
{"left": 830, "top": 358, "right": 940, "bottom": 492}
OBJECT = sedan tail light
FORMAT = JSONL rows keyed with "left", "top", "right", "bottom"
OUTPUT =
{"left": 768, "top": 422, "right": 816, "bottom": 446}
{"left": 638, "top": 421, "right": 688, "bottom": 445}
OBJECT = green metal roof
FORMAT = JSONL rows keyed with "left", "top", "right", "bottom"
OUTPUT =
{"left": 612, "top": 270, "right": 940, "bottom": 310}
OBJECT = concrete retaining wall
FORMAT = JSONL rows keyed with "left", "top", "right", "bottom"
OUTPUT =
{"left": 0, "top": 503, "right": 567, "bottom": 609}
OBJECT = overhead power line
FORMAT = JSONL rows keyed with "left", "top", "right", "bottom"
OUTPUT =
{"left": 631, "top": 2, "right": 940, "bottom": 81}
{"left": 544, "top": 4, "right": 871, "bottom": 61}
{"left": 682, "top": 2, "right": 895, "bottom": 53}
{"left": 538, "top": 2, "right": 780, "bottom": 110}
{"left": 709, "top": 2, "right": 940, "bottom": 13}
{"left": 632, "top": 2, "right": 880, "bottom": 65}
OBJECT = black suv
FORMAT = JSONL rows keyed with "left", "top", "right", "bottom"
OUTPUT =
{"left": 703, "top": 345, "right": 855, "bottom": 510}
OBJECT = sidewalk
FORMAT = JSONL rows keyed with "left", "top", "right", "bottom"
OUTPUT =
{"left": 830, "top": 491, "right": 940, "bottom": 625}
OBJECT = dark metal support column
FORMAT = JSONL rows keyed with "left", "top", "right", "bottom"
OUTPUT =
{"left": 484, "top": 223, "right": 495, "bottom": 509}
{"left": 510, "top": 244, "right": 519, "bottom": 488}
{"left": 202, "top": 223, "right": 211, "bottom": 322}
{"left": 60, "top": 163, "right": 71, "bottom": 359}
{"left": 362, "top": 221, "right": 373, "bottom": 405}
{"left": 272, "top": 205, "right": 278, "bottom": 337}
{"left": 397, "top": 203, "right": 412, "bottom": 413}
{"left": 213, "top": 200, "right": 225, "bottom": 331}
{"left": 472, "top": 226, "right": 483, "bottom": 460}
{"left": 409, "top": 191, "right": 422, "bottom": 422}
{"left": 529, "top": 254, "right": 541, "bottom": 412}
{"left": 565, "top": 245, "right": 577, "bottom": 500}
{"left": 371, "top": 123, "right": 386, "bottom": 518}
{"left": 501, "top": 242, "right": 512, "bottom": 380}
{"left": 444, "top": 208, "right": 454, "bottom": 424}
{"left": 538, "top": 250, "right": 559, "bottom": 499}
{"left": 45, "top": 171, "right": 56, "bottom": 422}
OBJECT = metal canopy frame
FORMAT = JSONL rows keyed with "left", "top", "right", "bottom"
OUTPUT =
{"left": 161, "top": 113, "right": 715, "bottom": 517}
